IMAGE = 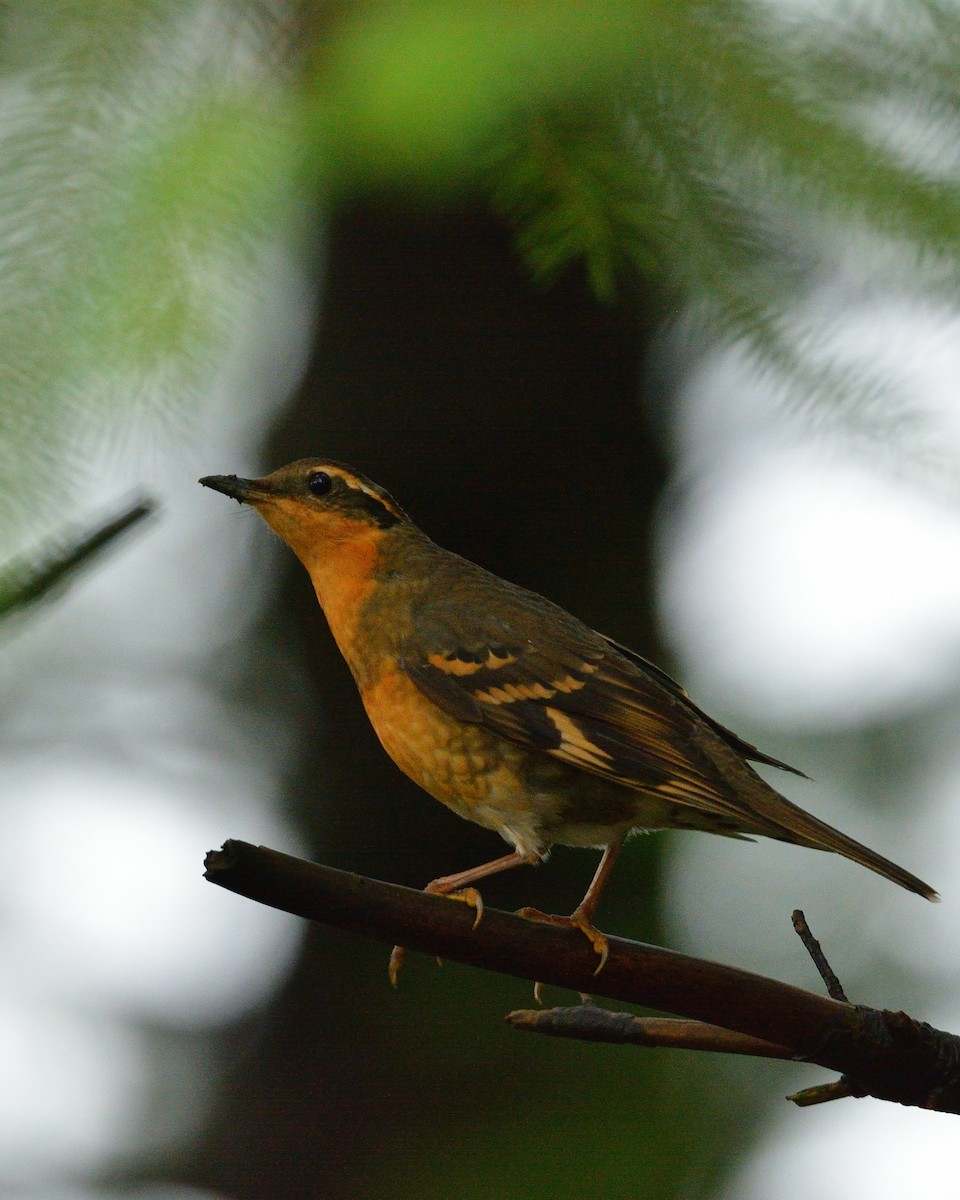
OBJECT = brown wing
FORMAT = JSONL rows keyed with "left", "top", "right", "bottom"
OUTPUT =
{"left": 598, "top": 633, "right": 808, "bottom": 778}
{"left": 402, "top": 601, "right": 780, "bottom": 820}
{"left": 401, "top": 590, "right": 938, "bottom": 898}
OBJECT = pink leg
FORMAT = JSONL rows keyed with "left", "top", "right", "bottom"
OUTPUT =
{"left": 425, "top": 848, "right": 539, "bottom": 896}
{"left": 518, "top": 833, "right": 627, "bottom": 975}
{"left": 389, "top": 849, "right": 539, "bottom": 986}
{"left": 575, "top": 837, "right": 625, "bottom": 923}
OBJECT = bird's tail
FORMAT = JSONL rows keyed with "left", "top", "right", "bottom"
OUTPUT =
{"left": 756, "top": 788, "right": 938, "bottom": 901}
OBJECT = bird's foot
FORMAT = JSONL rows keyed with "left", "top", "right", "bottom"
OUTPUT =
{"left": 515, "top": 905, "right": 611, "bottom": 975}
{"left": 424, "top": 882, "right": 485, "bottom": 929}
{"left": 388, "top": 885, "right": 486, "bottom": 987}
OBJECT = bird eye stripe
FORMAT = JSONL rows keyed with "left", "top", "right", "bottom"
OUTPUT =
{"left": 342, "top": 476, "right": 406, "bottom": 523}
{"left": 305, "top": 465, "right": 406, "bottom": 527}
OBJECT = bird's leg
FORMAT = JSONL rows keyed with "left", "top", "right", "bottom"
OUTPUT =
{"left": 389, "top": 849, "right": 538, "bottom": 986}
{"left": 518, "top": 835, "right": 626, "bottom": 976}
{"left": 424, "top": 848, "right": 540, "bottom": 922}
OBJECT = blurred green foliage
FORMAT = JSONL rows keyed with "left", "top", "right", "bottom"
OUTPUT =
{"left": 3, "top": 0, "right": 960, "bottom": 550}
{"left": 312, "top": 0, "right": 671, "bottom": 189}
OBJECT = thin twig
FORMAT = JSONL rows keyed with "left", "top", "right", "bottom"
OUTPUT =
{"left": 792, "top": 909, "right": 849, "bottom": 1002}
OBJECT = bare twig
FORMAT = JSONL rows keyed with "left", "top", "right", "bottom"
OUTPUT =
{"left": 505, "top": 1006, "right": 795, "bottom": 1059}
{"left": 204, "top": 840, "right": 960, "bottom": 1113}
{"left": 792, "top": 909, "right": 849, "bottom": 1002}
{"left": 788, "top": 1078, "right": 867, "bottom": 1107}
{"left": 786, "top": 908, "right": 856, "bottom": 1104}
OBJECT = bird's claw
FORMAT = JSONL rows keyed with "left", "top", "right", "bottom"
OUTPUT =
{"left": 425, "top": 884, "right": 484, "bottom": 930}
{"left": 583, "top": 922, "right": 610, "bottom": 975}
{"left": 388, "top": 885, "right": 486, "bottom": 986}
{"left": 388, "top": 943, "right": 405, "bottom": 988}
{"left": 516, "top": 905, "right": 610, "bottom": 976}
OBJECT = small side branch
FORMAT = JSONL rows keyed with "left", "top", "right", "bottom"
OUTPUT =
{"left": 204, "top": 840, "right": 960, "bottom": 1114}
{"left": 505, "top": 1006, "right": 795, "bottom": 1059}
{"left": 792, "top": 909, "right": 849, "bottom": 1002}
{"left": 788, "top": 1078, "right": 867, "bottom": 1107}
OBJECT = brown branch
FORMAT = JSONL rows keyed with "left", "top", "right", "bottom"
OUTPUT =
{"left": 505, "top": 1006, "right": 795, "bottom": 1059}
{"left": 204, "top": 840, "right": 960, "bottom": 1113}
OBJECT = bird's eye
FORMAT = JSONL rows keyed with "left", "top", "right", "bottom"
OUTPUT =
{"left": 307, "top": 471, "right": 332, "bottom": 497}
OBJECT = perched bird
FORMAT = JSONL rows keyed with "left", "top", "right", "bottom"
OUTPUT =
{"left": 200, "top": 459, "right": 938, "bottom": 980}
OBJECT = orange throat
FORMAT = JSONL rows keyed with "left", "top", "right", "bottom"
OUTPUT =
{"left": 253, "top": 497, "right": 384, "bottom": 673}
{"left": 303, "top": 535, "right": 380, "bottom": 663}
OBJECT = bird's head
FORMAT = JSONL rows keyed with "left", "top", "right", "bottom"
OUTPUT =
{"left": 199, "top": 459, "right": 410, "bottom": 576}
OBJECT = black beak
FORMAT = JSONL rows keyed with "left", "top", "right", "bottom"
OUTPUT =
{"left": 198, "top": 474, "right": 270, "bottom": 504}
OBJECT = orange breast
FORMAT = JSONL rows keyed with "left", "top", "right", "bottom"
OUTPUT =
{"left": 359, "top": 663, "right": 546, "bottom": 840}
{"left": 361, "top": 665, "right": 494, "bottom": 806}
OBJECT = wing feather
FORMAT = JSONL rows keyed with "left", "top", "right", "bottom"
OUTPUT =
{"left": 396, "top": 585, "right": 937, "bottom": 900}
{"left": 401, "top": 606, "right": 796, "bottom": 820}
{"left": 598, "top": 633, "right": 807, "bottom": 778}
